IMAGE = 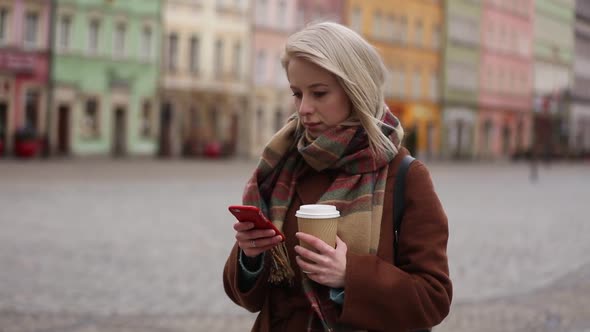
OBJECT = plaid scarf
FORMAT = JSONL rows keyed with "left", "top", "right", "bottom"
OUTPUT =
{"left": 243, "top": 110, "right": 403, "bottom": 330}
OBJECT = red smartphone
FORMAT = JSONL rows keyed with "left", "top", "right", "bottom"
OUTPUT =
{"left": 228, "top": 205, "right": 285, "bottom": 241}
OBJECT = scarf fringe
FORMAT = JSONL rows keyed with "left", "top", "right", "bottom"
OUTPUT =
{"left": 269, "top": 242, "right": 295, "bottom": 285}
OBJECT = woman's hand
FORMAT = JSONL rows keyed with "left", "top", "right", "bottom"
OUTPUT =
{"left": 295, "top": 233, "right": 347, "bottom": 288}
{"left": 234, "top": 222, "right": 284, "bottom": 257}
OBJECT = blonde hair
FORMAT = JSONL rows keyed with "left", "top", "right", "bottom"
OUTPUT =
{"left": 281, "top": 21, "right": 404, "bottom": 156}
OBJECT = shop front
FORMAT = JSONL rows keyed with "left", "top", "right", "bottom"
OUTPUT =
{"left": 401, "top": 103, "right": 441, "bottom": 160}
{"left": 442, "top": 106, "right": 477, "bottom": 160}
{"left": 0, "top": 50, "right": 49, "bottom": 157}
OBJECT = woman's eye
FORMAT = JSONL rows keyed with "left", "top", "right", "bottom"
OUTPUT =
{"left": 292, "top": 92, "right": 302, "bottom": 98}
{"left": 313, "top": 91, "right": 327, "bottom": 98}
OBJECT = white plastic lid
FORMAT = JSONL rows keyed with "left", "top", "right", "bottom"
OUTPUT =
{"left": 295, "top": 204, "right": 340, "bottom": 219}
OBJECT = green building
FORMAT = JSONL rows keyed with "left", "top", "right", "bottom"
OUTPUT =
{"left": 49, "top": 0, "right": 161, "bottom": 157}
{"left": 532, "top": 0, "right": 575, "bottom": 157}
{"left": 441, "top": 0, "right": 481, "bottom": 159}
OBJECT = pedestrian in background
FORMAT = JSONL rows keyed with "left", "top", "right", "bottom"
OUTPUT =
{"left": 223, "top": 22, "right": 452, "bottom": 331}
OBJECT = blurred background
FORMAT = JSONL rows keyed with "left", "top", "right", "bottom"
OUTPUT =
{"left": 0, "top": 0, "right": 589, "bottom": 331}
{"left": 0, "top": 0, "right": 588, "bottom": 161}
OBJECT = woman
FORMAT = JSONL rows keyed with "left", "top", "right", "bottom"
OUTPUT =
{"left": 223, "top": 22, "right": 452, "bottom": 332}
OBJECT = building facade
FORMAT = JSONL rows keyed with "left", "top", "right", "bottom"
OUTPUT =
{"left": 533, "top": 0, "right": 575, "bottom": 158}
{"left": 297, "top": 0, "right": 343, "bottom": 25}
{"left": 346, "top": 0, "right": 442, "bottom": 159}
{"left": 50, "top": 0, "right": 161, "bottom": 157}
{"left": 570, "top": 0, "right": 590, "bottom": 154}
{"left": 477, "top": 0, "right": 533, "bottom": 159}
{"left": 0, "top": 0, "right": 51, "bottom": 156}
{"left": 250, "top": 0, "right": 296, "bottom": 157}
{"left": 441, "top": 0, "right": 481, "bottom": 159}
{"left": 161, "top": 0, "right": 250, "bottom": 158}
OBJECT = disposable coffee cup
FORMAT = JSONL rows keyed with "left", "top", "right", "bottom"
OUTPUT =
{"left": 296, "top": 204, "right": 340, "bottom": 251}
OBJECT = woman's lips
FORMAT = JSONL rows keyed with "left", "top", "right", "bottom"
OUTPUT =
{"left": 303, "top": 122, "right": 321, "bottom": 128}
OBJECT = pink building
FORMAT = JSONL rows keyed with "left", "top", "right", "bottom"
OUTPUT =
{"left": 478, "top": 0, "right": 533, "bottom": 159}
{"left": 0, "top": 0, "right": 51, "bottom": 156}
{"left": 250, "top": 0, "right": 298, "bottom": 155}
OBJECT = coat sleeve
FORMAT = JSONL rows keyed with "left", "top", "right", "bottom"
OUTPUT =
{"left": 337, "top": 161, "right": 452, "bottom": 331}
{"left": 222, "top": 242, "right": 271, "bottom": 313}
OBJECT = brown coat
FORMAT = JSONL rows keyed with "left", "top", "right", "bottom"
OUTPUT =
{"left": 223, "top": 148, "right": 452, "bottom": 331}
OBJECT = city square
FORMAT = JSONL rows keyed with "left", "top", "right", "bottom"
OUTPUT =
{"left": 0, "top": 158, "right": 589, "bottom": 331}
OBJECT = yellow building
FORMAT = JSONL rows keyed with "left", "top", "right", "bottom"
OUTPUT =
{"left": 345, "top": 0, "right": 443, "bottom": 159}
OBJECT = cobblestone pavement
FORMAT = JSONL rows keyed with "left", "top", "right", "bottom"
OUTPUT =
{"left": 0, "top": 158, "right": 589, "bottom": 331}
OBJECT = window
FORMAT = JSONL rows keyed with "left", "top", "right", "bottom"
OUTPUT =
{"left": 430, "top": 73, "right": 439, "bottom": 100}
{"left": 384, "top": 68, "right": 394, "bottom": 98}
{"left": 25, "top": 89, "right": 40, "bottom": 131}
{"left": 412, "top": 69, "right": 421, "bottom": 99}
{"left": 296, "top": 7, "right": 305, "bottom": 27}
{"left": 233, "top": 41, "right": 241, "bottom": 78}
{"left": 141, "top": 26, "right": 153, "bottom": 60}
{"left": 210, "top": 106, "right": 219, "bottom": 138}
{"left": 373, "top": 11, "right": 382, "bottom": 39}
{"left": 167, "top": 33, "right": 178, "bottom": 71}
{"left": 256, "top": 50, "right": 266, "bottom": 84}
{"left": 256, "top": 0, "right": 267, "bottom": 25}
{"left": 140, "top": 101, "right": 153, "bottom": 138}
{"left": 234, "top": 0, "right": 243, "bottom": 10}
{"left": 447, "top": 62, "right": 478, "bottom": 91}
{"left": 88, "top": 19, "right": 100, "bottom": 54}
{"left": 449, "top": 16, "right": 479, "bottom": 45}
{"left": 189, "top": 36, "right": 200, "bottom": 73}
{"left": 386, "top": 16, "right": 395, "bottom": 42}
{"left": 483, "top": 120, "right": 493, "bottom": 154}
{"left": 391, "top": 67, "right": 399, "bottom": 96}
{"left": 415, "top": 19, "right": 423, "bottom": 46}
{"left": 24, "top": 11, "right": 38, "bottom": 47}
{"left": 277, "top": 0, "right": 286, "bottom": 27}
{"left": 0, "top": 8, "right": 8, "bottom": 43}
{"left": 59, "top": 15, "right": 71, "bottom": 50}
{"left": 190, "top": 107, "right": 200, "bottom": 130}
{"left": 114, "top": 22, "right": 126, "bottom": 57}
{"left": 400, "top": 16, "right": 408, "bottom": 44}
{"left": 351, "top": 8, "right": 362, "bottom": 32}
{"left": 214, "top": 39, "right": 224, "bottom": 78}
{"left": 84, "top": 98, "right": 99, "bottom": 138}
{"left": 276, "top": 55, "right": 285, "bottom": 85}
{"left": 398, "top": 67, "right": 406, "bottom": 97}
{"left": 432, "top": 24, "right": 440, "bottom": 49}
{"left": 256, "top": 107, "right": 264, "bottom": 144}
{"left": 312, "top": 7, "right": 323, "bottom": 22}
{"left": 496, "top": 68, "right": 506, "bottom": 92}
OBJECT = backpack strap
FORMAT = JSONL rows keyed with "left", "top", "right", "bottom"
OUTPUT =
{"left": 393, "top": 155, "right": 433, "bottom": 332}
{"left": 393, "top": 155, "right": 415, "bottom": 265}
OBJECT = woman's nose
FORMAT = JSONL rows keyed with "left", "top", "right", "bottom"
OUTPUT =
{"left": 297, "top": 97, "right": 313, "bottom": 115}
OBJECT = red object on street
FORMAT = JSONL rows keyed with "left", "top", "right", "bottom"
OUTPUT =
{"left": 0, "top": 140, "right": 4, "bottom": 156}
{"left": 204, "top": 141, "right": 222, "bottom": 158}
{"left": 14, "top": 140, "right": 39, "bottom": 158}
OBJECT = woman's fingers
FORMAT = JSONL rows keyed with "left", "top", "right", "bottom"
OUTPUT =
{"left": 240, "top": 235, "right": 282, "bottom": 249}
{"left": 234, "top": 223, "right": 276, "bottom": 241}
{"left": 294, "top": 243, "right": 329, "bottom": 265}
{"left": 294, "top": 235, "right": 347, "bottom": 288}
{"left": 239, "top": 235, "right": 283, "bottom": 257}
{"left": 295, "top": 232, "right": 335, "bottom": 256}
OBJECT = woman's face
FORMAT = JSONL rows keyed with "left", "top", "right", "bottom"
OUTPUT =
{"left": 287, "top": 57, "right": 352, "bottom": 138}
